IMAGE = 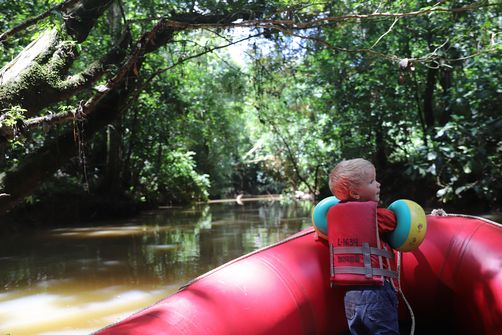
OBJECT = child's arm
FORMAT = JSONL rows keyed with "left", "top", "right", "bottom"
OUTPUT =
{"left": 377, "top": 208, "right": 397, "bottom": 233}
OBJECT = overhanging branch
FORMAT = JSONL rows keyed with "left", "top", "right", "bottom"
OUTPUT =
{"left": 1, "top": 30, "right": 261, "bottom": 139}
{"left": 272, "top": 18, "right": 500, "bottom": 67}
{"left": 160, "top": 2, "right": 499, "bottom": 31}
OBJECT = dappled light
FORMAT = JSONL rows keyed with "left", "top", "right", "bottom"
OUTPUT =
{"left": 0, "top": 283, "right": 174, "bottom": 335}
{"left": 51, "top": 225, "right": 173, "bottom": 239}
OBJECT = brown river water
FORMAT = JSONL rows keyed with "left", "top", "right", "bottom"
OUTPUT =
{"left": 0, "top": 200, "right": 313, "bottom": 335}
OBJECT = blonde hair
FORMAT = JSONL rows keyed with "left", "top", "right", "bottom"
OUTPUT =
{"left": 329, "top": 158, "right": 374, "bottom": 200}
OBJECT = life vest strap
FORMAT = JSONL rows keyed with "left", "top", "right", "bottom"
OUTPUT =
{"left": 333, "top": 266, "right": 399, "bottom": 279}
{"left": 331, "top": 245, "right": 395, "bottom": 260}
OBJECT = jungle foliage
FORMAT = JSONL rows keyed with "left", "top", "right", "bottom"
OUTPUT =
{"left": 0, "top": 0, "right": 500, "bottom": 224}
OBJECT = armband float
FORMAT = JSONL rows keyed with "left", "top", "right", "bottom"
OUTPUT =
{"left": 312, "top": 196, "right": 427, "bottom": 251}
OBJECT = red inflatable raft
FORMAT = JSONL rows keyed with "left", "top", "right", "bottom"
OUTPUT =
{"left": 94, "top": 213, "right": 502, "bottom": 335}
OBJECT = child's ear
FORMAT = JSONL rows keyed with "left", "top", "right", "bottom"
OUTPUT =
{"left": 349, "top": 190, "right": 360, "bottom": 200}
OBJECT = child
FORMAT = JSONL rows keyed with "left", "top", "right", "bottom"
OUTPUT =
{"left": 329, "top": 158, "right": 399, "bottom": 335}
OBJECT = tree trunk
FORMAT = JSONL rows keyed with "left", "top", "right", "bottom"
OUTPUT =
{"left": 62, "top": 0, "right": 114, "bottom": 42}
{"left": 374, "top": 118, "right": 388, "bottom": 171}
{"left": 423, "top": 66, "right": 437, "bottom": 130}
{"left": 422, "top": 30, "right": 438, "bottom": 132}
{"left": 438, "top": 67, "right": 452, "bottom": 126}
{"left": 96, "top": 1, "right": 126, "bottom": 197}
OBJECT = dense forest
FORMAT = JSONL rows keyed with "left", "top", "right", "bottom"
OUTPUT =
{"left": 0, "top": 0, "right": 500, "bottom": 226}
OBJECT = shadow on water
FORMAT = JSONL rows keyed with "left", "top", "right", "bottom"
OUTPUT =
{"left": 0, "top": 199, "right": 313, "bottom": 335}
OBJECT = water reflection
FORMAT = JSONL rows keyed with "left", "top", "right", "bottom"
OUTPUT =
{"left": 0, "top": 200, "right": 312, "bottom": 335}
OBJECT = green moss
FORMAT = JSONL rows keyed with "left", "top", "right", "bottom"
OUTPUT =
{"left": 48, "top": 40, "right": 78, "bottom": 73}
{"left": 0, "top": 59, "right": 70, "bottom": 112}
{"left": 0, "top": 28, "right": 79, "bottom": 112}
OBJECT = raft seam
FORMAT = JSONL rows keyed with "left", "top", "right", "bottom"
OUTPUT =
{"left": 451, "top": 222, "right": 484, "bottom": 280}
{"left": 436, "top": 215, "right": 486, "bottom": 285}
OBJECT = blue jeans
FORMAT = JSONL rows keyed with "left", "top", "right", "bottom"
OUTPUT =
{"left": 344, "top": 281, "right": 399, "bottom": 335}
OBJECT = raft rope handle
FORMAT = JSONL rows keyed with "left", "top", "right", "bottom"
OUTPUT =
{"left": 397, "top": 251, "right": 415, "bottom": 335}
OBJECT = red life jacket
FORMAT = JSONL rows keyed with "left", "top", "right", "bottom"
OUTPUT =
{"left": 327, "top": 201, "right": 398, "bottom": 287}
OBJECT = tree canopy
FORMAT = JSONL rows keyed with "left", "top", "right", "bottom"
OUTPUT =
{"left": 0, "top": 0, "right": 500, "bottom": 225}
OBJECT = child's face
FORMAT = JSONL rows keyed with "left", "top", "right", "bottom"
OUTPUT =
{"left": 352, "top": 166, "right": 380, "bottom": 202}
